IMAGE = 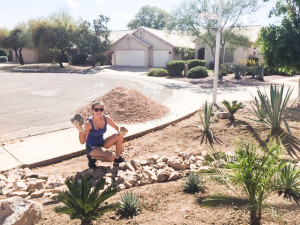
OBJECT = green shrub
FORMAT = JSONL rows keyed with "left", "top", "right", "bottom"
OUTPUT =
{"left": 71, "top": 54, "right": 88, "bottom": 65}
{"left": 118, "top": 192, "right": 142, "bottom": 218}
{"left": 148, "top": 68, "right": 168, "bottom": 77}
{"left": 0, "top": 56, "right": 8, "bottom": 63}
{"left": 184, "top": 173, "right": 205, "bottom": 194}
{"left": 249, "top": 84, "right": 293, "bottom": 134}
{"left": 0, "top": 49, "right": 8, "bottom": 57}
{"left": 55, "top": 176, "right": 118, "bottom": 225}
{"left": 222, "top": 100, "right": 244, "bottom": 121}
{"left": 166, "top": 60, "right": 185, "bottom": 76}
{"left": 221, "top": 63, "right": 234, "bottom": 76}
{"left": 194, "top": 101, "right": 221, "bottom": 147}
{"left": 187, "top": 59, "right": 206, "bottom": 69}
{"left": 186, "top": 66, "right": 208, "bottom": 78}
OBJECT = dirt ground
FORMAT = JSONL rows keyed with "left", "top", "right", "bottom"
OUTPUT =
{"left": 31, "top": 98, "right": 300, "bottom": 225}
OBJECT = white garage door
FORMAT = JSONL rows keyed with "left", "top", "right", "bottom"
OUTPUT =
{"left": 115, "top": 50, "right": 145, "bottom": 66}
{"left": 153, "top": 50, "right": 169, "bottom": 68}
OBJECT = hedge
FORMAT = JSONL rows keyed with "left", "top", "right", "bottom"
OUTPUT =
{"left": 0, "top": 49, "right": 8, "bottom": 57}
{"left": 187, "top": 59, "right": 206, "bottom": 69}
{"left": 166, "top": 60, "right": 185, "bottom": 76}
{"left": 186, "top": 66, "right": 208, "bottom": 78}
{"left": 0, "top": 56, "right": 8, "bottom": 63}
{"left": 148, "top": 68, "right": 168, "bottom": 77}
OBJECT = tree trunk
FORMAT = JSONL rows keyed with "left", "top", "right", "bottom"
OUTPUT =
{"left": 250, "top": 206, "right": 261, "bottom": 225}
{"left": 14, "top": 49, "right": 24, "bottom": 65}
{"left": 91, "top": 53, "right": 96, "bottom": 67}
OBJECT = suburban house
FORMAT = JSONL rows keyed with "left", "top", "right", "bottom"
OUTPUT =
{"left": 195, "top": 26, "right": 263, "bottom": 67}
{"left": 110, "top": 27, "right": 194, "bottom": 67}
{"left": 10, "top": 25, "right": 263, "bottom": 68}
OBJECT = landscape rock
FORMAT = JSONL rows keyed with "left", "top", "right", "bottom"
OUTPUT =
{"left": 117, "top": 184, "right": 126, "bottom": 191}
{"left": 125, "top": 162, "right": 136, "bottom": 172}
{"left": 168, "top": 171, "right": 180, "bottom": 181}
{"left": 46, "top": 175, "right": 65, "bottom": 189}
{"left": 131, "top": 160, "right": 143, "bottom": 171}
{"left": 0, "top": 196, "right": 43, "bottom": 225}
{"left": 157, "top": 156, "right": 168, "bottom": 163}
{"left": 0, "top": 180, "right": 7, "bottom": 190}
{"left": 93, "top": 168, "right": 106, "bottom": 180}
{"left": 27, "top": 179, "right": 46, "bottom": 191}
{"left": 7, "top": 191, "right": 29, "bottom": 198}
{"left": 13, "top": 181, "right": 27, "bottom": 191}
{"left": 30, "top": 190, "right": 45, "bottom": 199}
{"left": 167, "top": 156, "right": 186, "bottom": 170}
{"left": 0, "top": 174, "right": 8, "bottom": 182}
{"left": 157, "top": 170, "right": 170, "bottom": 182}
{"left": 144, "top": 169, "right": 157, "bottom": 183}
{"left": 116, "top": 170, "right": 136, "bottom": 185}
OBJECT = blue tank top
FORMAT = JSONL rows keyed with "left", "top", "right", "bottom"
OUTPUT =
{"left": 86, "top": 115, "right": 107, "bottom": 146}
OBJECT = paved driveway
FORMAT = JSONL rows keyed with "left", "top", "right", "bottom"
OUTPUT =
{"left": 0, "top": 67, "right": 178, "bottom": 142}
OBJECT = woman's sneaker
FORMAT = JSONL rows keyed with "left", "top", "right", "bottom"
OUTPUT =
{"left": 87, "top": 155, "right": 97, "bottom": 169}
{"left": 113, "top": 156, "right": 125, "bottom": 166}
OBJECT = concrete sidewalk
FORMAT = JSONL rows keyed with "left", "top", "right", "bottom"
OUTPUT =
{"left": 0, "top": 76, "right": 298, "bottom": 172}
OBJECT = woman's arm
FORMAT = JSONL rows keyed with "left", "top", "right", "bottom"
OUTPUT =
{"left": 77, "top": 122, "right": 91, "bottom": 144}
{"left": 106, "top": 116, "right": 119, "bottom": 133}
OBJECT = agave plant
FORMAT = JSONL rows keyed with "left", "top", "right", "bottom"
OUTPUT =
{"left": 275, "top": 163, "right": 300, "bottom": 205}
{"left": 195, "top": 101, "right": 221, "bottom": 147}
{"left": 118, "top": 192, "right": 142, "bottom": 218}
{"left": 184, "top": 173, "right": 205, "bottom": 194}
{"left": 55, "top": 176, "right": 119, "bottom": 225}
{"left": 222, "top": 100, "right": 244, "bottom": 121}
{"left": 249, "top": 84, "right": 293, "bottom": 134}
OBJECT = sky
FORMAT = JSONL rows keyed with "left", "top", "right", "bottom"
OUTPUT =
{"left": 0, "top": 0, "right": 282, "bottom": 30}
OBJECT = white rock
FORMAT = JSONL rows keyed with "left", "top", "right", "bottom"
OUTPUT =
{"left": 1, "top": 188, "right": 14, "bottom": 196}
{"left": 125, "top": 162, "right": 136, "bottom": 172}
{"left": 124, "top": 182, "right": 132, "bottom": 189}
{"left": 131, "top": 160, "right": 143, "bottom": 171}
{"left": 30, "top": 190, "right": 45, "bottom": 199}
{"left": 116, "top": 170, "right": 136, "bottom": 185}
{"left": 151, "top": 155, "right": 159, "bottom": 161}
{"left": 157, "top": 170, "right": 170, "bottom": 182}
{"left": 13, "top": 181, "right": 27, "bottom": 191}
{"left": 156, "top": 162, "right": 166, "bottom": 169}
{"left": 201, "top": 151, "right": 209, "bottom": 157}
{"left": 27, "top": 179, "right": 46, "bottom": 191}
{"left": 195, "top": 156, "right": 205, "bottom": 161}
{"left": 118, "top": 162, "right": 126, "bottom": 170}
{"left": 0, "top": 174, "right": 8, "bottom": 182}
{"left": 117, "top": 184, "right": 126, "bottom": 191}
{"left": 167, "top": 156, "right": 186, "bottom": 170}
{"left": 0, "top": 180, "right": 7, "bottom": 190}
{"left": 168, "top": 171, "right": 180, "bottom": 181}
{"left": 138, "top": 178, "right": 151, "bottom": 186}
{"left": 157, "top": 156, "right": 168, "bottom": 163}
{"left": 140, "top": 160, "right": 148, "bottom": 166}
{"left": 7, "top": 191, "right": 29, "bottom": 198}
{"left": 144, "top": 169, "right": 157, "bottom": 183}
{"left": 0, "top": 196, "right": 43, "bottom": 225}
{"left": 46, "top": 175, "right": 65, "bottom": 189}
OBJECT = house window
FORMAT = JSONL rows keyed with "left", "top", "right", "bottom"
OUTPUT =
{"left": 139, "top": 30, "right": 143, "bottom": 37}
{"left": 126, "top": 36, "right": 131, "bottom": 43}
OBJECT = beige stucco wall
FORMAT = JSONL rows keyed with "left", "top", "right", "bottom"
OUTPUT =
{"left": 13, "top": 48, "right": 38, "bottom": 63}
{"left": 195, "top": 43, "right": 262, "bottom": 67}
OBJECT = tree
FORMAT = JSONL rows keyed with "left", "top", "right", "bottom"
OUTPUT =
{"left": 168, "top": 0, "right": 258, "bottom": 61}
{"left": 0, "top": 24, "right": 32, "bottom": 65}
{"left": 127, "top": 5, "right": 170, "bottom": 30}
{"left": 29, "top": 9, "right": 76, "bottom": 68}
{"left": 75, "top": 15, "right": 111, "bottom": 67}
{"left": 258, "top": 0, "right": 300, "bottom": 74}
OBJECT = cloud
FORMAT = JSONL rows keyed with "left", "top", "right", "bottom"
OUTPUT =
{"left": 115, "top": 12, "right": 134, "bottom": 20}
{"left": 96, "top": 0, "right": 107, "bottom": 5}
{"left": 68, "top": 0, "right": 80, "bottom": 8}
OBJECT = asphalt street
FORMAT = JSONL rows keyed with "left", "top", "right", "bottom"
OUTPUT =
{"left": 0, "top": 68, "right": 175, "bottom": 142}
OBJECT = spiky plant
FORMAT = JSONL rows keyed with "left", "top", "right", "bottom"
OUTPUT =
{"left": 118, "top": 192, "right": 142, "bottom": 218}
{"left": 184, "top": 173, "right": 205, "bottom": 194}
{"left": 222, "top": 100, "right": 244, "bottom": 121}
{"left": 55, "top": 176, "right": 119, "bottom": 225}
{"left": 195, "top": 101, "right": 221, "bottom": 147}
{"left": 275, "top": 163, "right": 300, "bottom": 205}
{"left": 249, "top": 84, "right": 293, "bottom": 135}
{"left": 249, "top": 95, "right": 267, "bottom": 123}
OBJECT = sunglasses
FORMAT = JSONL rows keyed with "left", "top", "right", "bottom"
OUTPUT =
{"left": 94, "top": 107, "right": 104, "bottom": 112}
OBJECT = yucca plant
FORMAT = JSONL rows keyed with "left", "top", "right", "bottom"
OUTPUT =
{"left": 249, "top": 84, "right": 293, "bottom": 135}
{"left": 118, "top": 192, "right": 142, "bottom": 218}
{"left": 222, "top": 100, "right": 244, "bottom": 121}
{"left": 184, "top": 173, "right": 205, "bottom": 194}
{"left": 55, "top": 176, "right": 119, "bottom": 225}
{"left": 195, "top": 101, "right": 221, "bottom": 147}
{"left": 275, "top": 163, "right": 300, "bottom": 205}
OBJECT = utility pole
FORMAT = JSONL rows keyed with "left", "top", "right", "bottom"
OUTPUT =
{"left": 213, "top": 0, "right": 223, "bottom": 105}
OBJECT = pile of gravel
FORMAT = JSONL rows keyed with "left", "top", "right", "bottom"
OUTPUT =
{"left": 77, "top": 87, "right": 169, "bottom": 124}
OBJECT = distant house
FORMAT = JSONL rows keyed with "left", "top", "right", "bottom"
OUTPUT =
{"left": 110, "top": 27, "right": 194, "bottom": 67}
{"left": 195, "top": 26, "right": 263, "bottom": 67}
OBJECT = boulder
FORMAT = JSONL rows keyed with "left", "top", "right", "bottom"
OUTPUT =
{"left": 157, "top": 170, "right": 170, "bottom": 182}
{"left": 0, "top": 174, "right": 8, "bottom": 182}
{"left": 7, "top": 191, "right": 29, "bottom": 198}
{"left": 92, "top": 168, "right": 106, "bottom": 180}
{"left": 156, "top": 156, "right": 168, "bottom": 163}
{"left": 13, "top": 181, "right": 27, "bottom": 191}
{"left": 168, "top": 171, "right": 180, "bottom": 181}
{"left": 131, "top": 160, "right": 143, "bottom": 171}
{"left": 46, "top": 175, "right": 65, "bottom": 189}
{"left": 125, "top": 162, "right": 136, "bottom": 172}
{"left": 30, "top": 190, "right": 45, "bottom": 199}
{"left": 0, "top": 196, "right": 43, "bottom": 225}
{"left": 27, "top": 179, "right": 46, "bottom": 191}
{"left": 144, "top": 169, "right": 157, "bottom": 183}
{"left": 167, "top": 156, "right": 186, "bottom": 170}
{"left": 116, "top": 170, "right": 136, "bottom": 185}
